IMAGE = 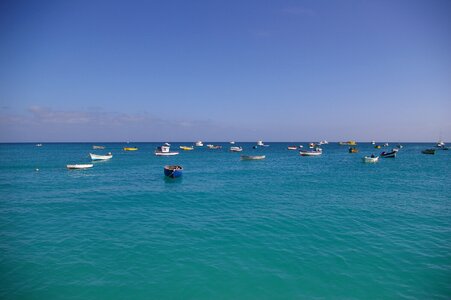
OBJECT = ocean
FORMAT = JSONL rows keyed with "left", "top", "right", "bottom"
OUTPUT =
{"left": 0, "top": 142, "right": 450, "bottom": 299}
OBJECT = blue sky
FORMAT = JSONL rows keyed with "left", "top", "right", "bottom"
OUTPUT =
{"left": 0, "top": 0, "right": 450, "bottom": 142}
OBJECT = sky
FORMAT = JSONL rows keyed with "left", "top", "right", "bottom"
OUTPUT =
{"left": 0, "top": 0, "right": 450, "bottom": 142}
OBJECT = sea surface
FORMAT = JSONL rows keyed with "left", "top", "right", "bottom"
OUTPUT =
{"left": 0, "top": 142, "right": 450, "bottom": 299}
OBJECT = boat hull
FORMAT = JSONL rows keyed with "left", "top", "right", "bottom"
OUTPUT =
{"left": 363, "top": 156, "right": 379, "bottom": 163}
{"left": 155, "top": 152, "right": 179, "bottom": 156}
{"left": 164, "top": 165, "right": 183, "bottom": 178}
{"left": 89, "top": 153, "right": 113, "bottom": 160}
{"left": 241, "top": 155, "right": 266, "bottom": 160}
{"left": 380, "top": 151, "right": 396, "bottom": 158}
{"left": 300, "top": 151, "right": 322, "bottom": 156}
{"left": 67, "top": 164, "right": 93, "bottom": 169}
{"left": 422, "top": 149, "right": 436, "bottom": 154}
{"left": 123, "top": 147, "right": 138, "bottom": 151}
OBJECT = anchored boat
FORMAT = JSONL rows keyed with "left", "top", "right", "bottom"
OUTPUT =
{"left": 179, "top": 146, "right": 194, "bottom": 151}
{"left": 287, "top": 146, "right": 297, "bottom": 150}
{"left": 422, "top": 149, "right": 436, "bottom": 155}
{"left": 164, "top": 165, "right": 183, "bottom": 178}
{"left": 155, "top": 145, "right": 179, "bottom": 156}
{"left": 241, "top": 155, "right": 266, "bottom": 160}
{"left": 380, "top": 150, "right": 397, "bottom": 158}
{"left": 349, "top": 147, "right": 359, "bottom": 153}
{"left": 363, "top": 155, "right": 379, "bottom": 163}
{"left": 67, "top": 164, "right": 93, "bottom": 170}
{"left": 300, "top": 149, "right": 322, "bottom": 156}
{"left": 92, "top": 145, "right": 105, "bottom": 149}
{"left": 230, "top": 146, "right": 243, "bottom": 152}
{"left": 124, "top": 147, "right": 138, "bottom": 151}
{"left": 90, "top": 152, "right": 113, "bottom": 160}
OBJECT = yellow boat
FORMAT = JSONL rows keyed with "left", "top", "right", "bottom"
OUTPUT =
{"left": 339, "top": 140, "right": 357, "bottom": 146}
{"left": 179, "top": 146, "right": 194, "bottom": 151}
{"left": 123, "top": 147, "right": 138, "bottom": 151}
{"left": 349, "top": 147, "right": 359, "bottom": 153}
{"left": 374, "top": 145, "right": 381, "bottom": 149}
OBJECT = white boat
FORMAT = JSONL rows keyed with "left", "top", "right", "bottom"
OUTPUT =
{"left": 155, "top": 145, "right": 179, "bottom": 156}
{"left": 241, "top": 155, "right": 266, "bottom": 160}
{"left": 89, "top": 152, "right": 113, "bottom": 160}
{"left": 36, "top": 143, "right": 42, "bottom": 147}
{"left": 230, "top": 146, "right": 243, "bottom": 152}
{"left": 256, "top": 140, "right": 269, "bottom": 147}
{"left": 164, "top": 142, "right": 171, "bottom": 146}
{"left": 300, "top": 149, "right": 322, "bottom": 156}
{"left": 67, "top": 164, "right": 93, "bottom": 169}
{"left": 230, "top": 141, "right": 235, "bottom": 144}
{"left": 195, "top": 141, "right": 204, "bottom": 147}
{"left": 363, "top": 156, "right": 379, "bottom": 163}
{"left": 92, "top": 145, "right": 105, "bottom": 149}
{"left": 319, "top": 140, "right": 329, "bottom": 145}
{"left": 371, "top": 141, "right": 376, "bottom": 145}
{"left": 384, "top": 143, "right": 389, "bottom": 147}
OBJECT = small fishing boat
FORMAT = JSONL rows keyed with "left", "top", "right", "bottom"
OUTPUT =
{"left": 155, "top": 145, "right": 179, "bottom": 156}
{"left": 241, "top": 155, "right": 266, "bottom": 160}
{"left": 92, "top": 145, "right": 105, "bottom": 149}
{"left": 179, "top": 146, "right": 194, "bottom": 151}
{"left": 67, "top": 164, "right": 93, "bottom": 169}
{"left": 287, "top": 146, "right": 297, "bottom": 150}
{"left": 195, "top": 141, "right": 204, "bottom": 147}
{"left": 380, "top": 150, "right": 397, "bottom": 158}
{"left": 207, "top": 144, "right": 222, "bottom": 149}
{"left": 36, "top": 143, "right": 43, "bottom": 147}
{"left": 256, "top": 140, "right": 269, "bottom": 147}
{"left": 230, "top": 141, "right": 235, "bottom": 144}
{"left": 349, "top": 147, "right": 359, "bottom": 153}
{"left": 374, "top": 145, "right": 381, "bottom": 149}
{"left": 230, "top": 146, "right": 243, "bottom": 152}
{"left": 371, "top": 141, "right": 376, "bottom": 145}
{"left": 164, "top": 165, "right": 183, "bottom": 178}
{"left": 422, "top": 149, "right": 436, "bottom": 155}
{"left": 339, "top": 140, "right": 357, "bottom": 146}
{"left": 319, "top": 140, "right": 329, "bottom": 145}
{"left": 384, "top": 143, "right": 389, "bottom": 147}
{"left": 123, "top": 147, "right": 138, "bottom": 151}
{"left": 363, "top": 155, "right": 379, "bottom": 163}
{"left": 90, "top": 152, "right": 113, "bottom": 160}
{"left": 300, "top": 149, "right": 322, "bottom": 156}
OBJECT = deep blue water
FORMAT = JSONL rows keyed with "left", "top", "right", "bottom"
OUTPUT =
{"left": 0, "top": 142, "right": 450, "bottom": 299}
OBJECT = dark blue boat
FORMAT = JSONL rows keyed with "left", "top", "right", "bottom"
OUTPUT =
{"left": 164, "top": 165, "right": 183, "bottom": 178}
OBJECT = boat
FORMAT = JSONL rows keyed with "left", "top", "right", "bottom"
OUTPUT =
{"left": 36, "top": 143, "right": 43, "bottom": 147}
{"left": 207, "top": 144, "right": 222, "bottom": 149}
{"left": 230, "top": 141, "right": 235, "bottom": 144}
{"left": 300, "top": 149, "right": 322, "bottom": 156}
{"left": 256, "top": 140, "right": 269, "bottom": 147}
{"left": 179, "top": 146, "right": 194, "bottom": 151}
{"left": 309, "top": 143, "right": 316, "bottom": 149}
{"left": 384, "top": 143, "right": 389, "bottom": 147}
{"left": 287, "top": 146, "right": 297, "bottom": 150}
{"left": 164, "top": 165, "right": 183, "bottom": 178}
{"left": 319, "top": 140, "right": 329, "bottom": 145}
{"left": 374, "top": 145, "right": 381, "bottom": 149}
{"left": 339, "top": 140, "right": 357, "bottom": 146}
{"left": 349, "top": 147, "right": 359, "bottom": 153}
{"left": 92, "top": 145, "right": 105, "bottom": 149}
{"left": 155, "top": 145, "right": 179, "bottom": 156}
{"left": 67, "top": 164, "right": 93, "bottom": 169}
{"left": 123, "top": 147, "right": 138, "bottom": 151}
{"left": 195, "top": 141, "right": 204, "bottom": 147}
{"left": 380, "top": 150, "right": 397, "bottom": 158}
{"left": 422, "top": 149, "right": 436, "bottom": 155}
{"left": 89, "top": 152, "right": 113, "bottom": 160}
{"left": 164, "top": 142, "right": 171, "bottom": 146}
{"left": 362, "top": 155, "right": 379, "bottom": 163}
{"left": 371, "top": 141, "right": 376, "bottom": 145}
{"left": 230, "top": 146, "right": 243, "bottom": 152}
{"left": 241, "top": 155, "right": 266, "bottom": 160}
{"left": 396, "top": 144, "right": 403, "bottom": 149}
{"left": 437, "top": 140, "right": 445, "bottom": 147}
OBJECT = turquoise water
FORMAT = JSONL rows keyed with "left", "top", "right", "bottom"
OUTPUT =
{"left": 0, "top": 142, "right": 450, "bottom": 299}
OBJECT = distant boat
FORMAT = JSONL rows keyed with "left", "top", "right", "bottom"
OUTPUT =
{"left": 230, "top": 146, "right": 243, "bottom": 152}
{"left": 380, "top": 150, "right": 397, "bottom": 158}
{"left": 90, "top": 152, "right": 113, "bottom": 160}
{"left": 309, "top": 143, "right": 316, "bottom": 149}
{"left": 300, "top": 149, "right": 322, "bottom": 156}
{"left": 384, "top": 143, "right": 389, "bottom": 147}
{"left": 195, "top": 141, "right": 204, "bottom": 147}
{"left": 36, "top": 143, "right": 43, "bottom": 147}
{"left": 67, "top": 164, "right": 93, "bottom": 169}
{"left": 436, "top": 140, "right": 445, "bottom": 147}
{"left": 155, "top": 145, "right": 179, "bottom": 156}
{"left": 422, "top": 149, "right": 436, "bottom": 155}
{"left": 349, "top": 147, "right": 359, "bottom": 153}
{"left": 179, "top": 146, "right": 194, "bottom": 151}
{"left": 164, "top": 165, "right": 183, "bottom": 178}
{"left": 339, "top": 141, "right": 357, "bottom": 146}
{"left": 363, "top": 156, "right": 379, "bottom": 163}
{"left": 230, "top": 141, "right": 235, "bottom": 144}
{"left": 207, "top": 144, "right": 222, "bottom": 149}
{"left": 256, "top": 140, "right": 269, "bottom": 147}
{"left": 371, "top": 141, "right": 376, "bottom": 145}
{"left": 92, "top": 145, "right": 105, "bottom": 149}
{"left": 241, "top": 155, "right": 266, "bottom": 160}
{"left": 319, "top": 140, "right": 328, "bottom": 145}
{"left": 287, "top": 146, "right": 297, "bottom": 150}
{"left": 374, "top": 145, "right": 381, "bottom": 149}
{"left": 123, "top": 147, "right": 138, "bottom": 151}
{"left": 396, "top": 144, "right": 403, "bottom": 149}
{"left": 164, "top": 142, "right": 171, "bottom": 146}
